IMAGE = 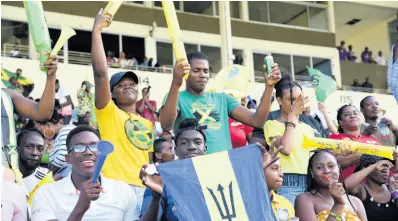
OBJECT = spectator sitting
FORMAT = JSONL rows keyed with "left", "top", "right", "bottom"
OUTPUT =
{"left": 131, "top": 56, "right": 139, "bottom": 67}
{"left": 361, "top": 47, "right": 370, "bottom": 63}
{"left": 337, "top": 41, "right": 347, "bottom": 61}
{"left": 10, "top": 46, "right": 21, "bottom": 58}
{"left": 346, "top": 45, "right": 357, "bottom": 62}
{"left": 141, "top": 57, "right": 149, "bottom": 67}
{"left": 351, "top": 79, "right": 360, "bottom": 88}
{"left": 16, "top": 128, "right": 49, "bottom": 194}
{"left": 106, "top": 50, "right": 115, "bottom": 64}
{"left": 118, "top": 51, "right": 130, "bottom": 69}
{"left": 32, "top": 125, "right": 139, "bottom": 220}
{"left": 375, "top": 50, "right": 386, "bottom": 65}
{"left": 361, "top": 77, "right": 374, "bottom": 91}
{"left": 148, "top": 58, "right": 153, "bottom": 67}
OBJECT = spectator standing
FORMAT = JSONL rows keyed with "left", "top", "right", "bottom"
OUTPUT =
{"left": 361, "top": 47, "right": 370, "bottom": 63}
{"left": 55, "top": 79, "right": 74, "bottom": 124}
{"left": 351, "top": 79, "right": 360, "bottom": 87}
{"left": 375, "top": 51, "right": 386, "bottom": 65}
{"left": 91, "top": 11, "right": 154, "bottom": 215}
{"left": 136, "top": 87, "right": 157, "bottom": 125}
{"left": 76, "top": 81, "right": 93, "bottom": 123}
{"left": 369, "top": 51, "right": 376, "bottom": 64}
{"left": 361, "top": 77, "right": 374, "bottom": 91}
{"left": 347, "top": 45, "right": 357, "bottom": 62}
{"left": 337, "top": 41, "right": 347, "bottom": 61}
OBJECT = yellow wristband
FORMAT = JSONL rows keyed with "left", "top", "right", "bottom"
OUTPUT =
{"left": 329, "top": 212, "right": 342, "bottom": 221}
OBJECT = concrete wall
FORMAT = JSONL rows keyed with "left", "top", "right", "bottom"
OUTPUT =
{"left": 340, "top": 62, "right": 388, "bottom": 89}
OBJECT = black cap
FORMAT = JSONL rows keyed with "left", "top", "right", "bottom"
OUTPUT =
{"left": 109, "top": 71, "right": 139, "bottom": 91}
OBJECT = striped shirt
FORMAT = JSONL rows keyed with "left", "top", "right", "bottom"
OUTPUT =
{"left": 49, "top": 124, "right": 76, "bottom": 169}
{"left": 23, "top": 167, "right": 49, "bottom": 193}
{"left": 387, "top": 44, "right": 398, "bottom": 103}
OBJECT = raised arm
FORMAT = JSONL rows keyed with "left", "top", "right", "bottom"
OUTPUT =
{"left": 230, "top": 64, "right": 281, "bottom": 128}
{"left": 336, "top": 153, "right": 361, "bottom": 169}
{"left": 5, "top": 54, "right": 58, "bottom": 121}
{"left": 91, "top": 9, "right": 112, "bottom": 110}
{"left": 318, "top": 102, "right": 338, "bottom": 134}
{"left": 159, "top": 59, "right": 190, "bottom": 131}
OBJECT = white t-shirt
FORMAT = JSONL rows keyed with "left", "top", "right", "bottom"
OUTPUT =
{"left": 49, "top": 124, "right": 76, "bottom": 169}
{"left": 56, "top": 86, "right": 70, "bottom": 104}
{"left": 375, "top": 55, "right": 386, "bottom": 66}
{"left": 31, "top": 174, "right": 138, "bottom": 221}
{"left": 23, "top": 167, "right": 49, "bottom": 193}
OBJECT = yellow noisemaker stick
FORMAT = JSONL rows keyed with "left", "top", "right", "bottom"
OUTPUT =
{"left": 50, "top": 25, "right": 76, "bottom": 56}
{"left": 162, "top": 1, "right": 188, "bottom": 79}
{"left": 302, "top": 135, "right": 394, "bottom": 160}
{"left": 103, "top": 1, "right": 123, "bottom": 27}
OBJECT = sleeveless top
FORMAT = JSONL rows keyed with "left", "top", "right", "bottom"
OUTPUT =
{"left": 362, "top": 184, "right": 398, "bottom": 221}
{"left": 317, "top": 209, "right": 361, "bottom": 221}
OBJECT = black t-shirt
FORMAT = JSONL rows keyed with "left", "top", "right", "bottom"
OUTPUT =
{"left": 252, "top": 110, "right": 329, "bottom": 139}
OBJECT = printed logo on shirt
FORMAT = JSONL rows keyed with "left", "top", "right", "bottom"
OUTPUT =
{"left": 190, "top": 102, "right": 221, "bottom": 130}
{"left": 125, "top": 119, "right": 154, "bottom": 150}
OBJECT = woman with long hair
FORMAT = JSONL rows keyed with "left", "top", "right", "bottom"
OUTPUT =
{"left": 345, "top": 154, "right": 398, "bottom": 221}
{"left": 295, "top": 149, "right": 367, "bottom": 221}
{"left": 329, "top": 104, "right": 380, "bottom": 178}
{"left": 263, "top": 74, "right": 314, "bottom": 204}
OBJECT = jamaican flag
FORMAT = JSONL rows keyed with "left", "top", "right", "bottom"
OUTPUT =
{"left": 1, "top": 67, "right": 35, "bottom": 97}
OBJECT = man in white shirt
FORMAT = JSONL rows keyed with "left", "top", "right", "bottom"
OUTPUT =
{"left": 32, "top": 125, "right": 138, "bottom": 221}
{"left": 16, "top": 128, "right": 49, "bottom": 194}
{"left": 55, "top": 79, "right": 74, "bottom": 124}
{"left": 375, "top": 50, "right": 386, "bottom": 65}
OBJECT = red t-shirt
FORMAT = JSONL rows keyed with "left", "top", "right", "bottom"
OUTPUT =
{"left": 228, "top": 118, "right": 253, "bottom": 149}
{"left": 328, "top": 133, "right": 380, "bottom": 179}
{"left": 136, "top": 99, "right": 156, "bottom": 125}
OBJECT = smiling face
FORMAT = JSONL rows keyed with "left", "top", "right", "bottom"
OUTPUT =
{"left": 186, "top": 59, "right": 210, "bottom": 94}
{"left": 310, "top": 151, "right": 340, "bottom": 188}
{"left": 264, "top": 160, "right": 283, "bottom": 191}
{"left": 66, "top": 131, "right": 100, "bottom": 178}
{"left": 339, "top": 106, "right": 361, "bottom": 132}
{"left": 176, "top": 130, "right": 207, "bottom": 160}
{"left": 361, "top": 96, "right": 380, "bottom": 120}
{"left": 112, "top": 77, "right": 138, "bottom": 105}
{"left": 18, "top": 131, "right": 46, "bottom": 171}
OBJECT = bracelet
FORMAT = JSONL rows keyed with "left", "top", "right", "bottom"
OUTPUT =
{"left": 285, "top": 121, "right": 296, "bottom": 128}
{"left": 329, "top": 212, "right": 342, "bottom": 221}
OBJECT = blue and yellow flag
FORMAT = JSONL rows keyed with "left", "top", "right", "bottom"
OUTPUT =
{"left": 158, "top": 145, "right": 276, "bottom": 221}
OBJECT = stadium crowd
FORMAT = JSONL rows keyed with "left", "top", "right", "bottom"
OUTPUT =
{"left": 2, "top": 10, "right": 398, "bottom": 221}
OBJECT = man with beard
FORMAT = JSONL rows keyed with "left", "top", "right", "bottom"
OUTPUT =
{"left": 160, "top": 52, "right": 281, "bottom": 154}
{"left": 91, "top": 10, "right": 154, "bottom": 215}
{"left": 360, "top": 96, "right": 398, "bottom": 146}
{"left": 17, "top": 128, "right": 48, "bottom": 193}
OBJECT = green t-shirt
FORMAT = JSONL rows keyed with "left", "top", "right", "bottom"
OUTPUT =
{"left": 162, "top": 90, "right": 239, "bottom": 154}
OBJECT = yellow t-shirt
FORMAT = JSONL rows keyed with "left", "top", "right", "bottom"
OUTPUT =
{"left": 271, "top": 191, "right": 295, "bottom": 219}
{"left": 263, "top": 120, "right": 315, "bottom": 174}
{"left": 95, "top": 100, "right": 154, "bottom": 187}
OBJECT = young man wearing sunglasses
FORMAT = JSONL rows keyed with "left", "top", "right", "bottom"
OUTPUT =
{"left": 32, "top": 125, "right": 139, "bottom": 221}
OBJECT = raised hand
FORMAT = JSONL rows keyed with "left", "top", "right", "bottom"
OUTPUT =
{"left": 172, "top": 58, "right": 190, "bottom": 88}
{"left": 290, "top": 95, "right": 309, "bottom": 116}
{"left": 372, "top": 160, "right": 393, "bottom": 171}
{"left": 139, "top": 163, "right": 164, "bottom": 195}
{"left": 93, "top": 8, "right": 112, "bottom": 31}
{"left": 328, "top": 181, "right": 345, "bottom": 205}
{"left": 264, "top": 63, "right": 281, "bottom": 87}
{"left": 362, "top": 124, "right": 378, "bottom": 136}
{"left": 380, "top": 117, "right": 398, "bottom": 132}
{"left": 43, "top": 53, "right": 58, "bottom": 77}
{"left": 257, "top": 140, "right": 282, "bottom": 169}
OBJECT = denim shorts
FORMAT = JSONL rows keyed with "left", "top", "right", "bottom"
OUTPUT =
{"left": 277, "top": 173, "right": 307, "bottom": 205}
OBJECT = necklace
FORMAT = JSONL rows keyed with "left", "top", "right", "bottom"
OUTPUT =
{"left": 317, "top": 192, "right": 334, "bottom": 205}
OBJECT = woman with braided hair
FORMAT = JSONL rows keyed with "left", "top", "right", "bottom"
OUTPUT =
{"left": 263, "top": 74, "right": 314, "bottom": 204}
{"left": 295, "top": 149, "right": 367, "bottom": 221}
{"left": 328, "top": 104, "right": 381, "bottom": 179}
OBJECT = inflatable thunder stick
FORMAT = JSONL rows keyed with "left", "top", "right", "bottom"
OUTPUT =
{"left": 162, "top": 1, "right": 188, "bottom": 79}
{"left": 50, "top": 25, "right": 76, "bottom": 56}
{"left": 302, "top": 135, "right": 394, "bottom": 160}
{"left": 91, "top": 141, "right": 114, "bottom": 184}
{"left": 23, "top": 1, "right": 52, "bottom": 72}
{"left": 103, "top": 1, "right": 123, "bottom": 27}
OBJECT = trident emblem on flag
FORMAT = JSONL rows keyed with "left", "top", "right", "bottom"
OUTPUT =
{"left": 207, "top": 182, "right": 236, "bottom": 221}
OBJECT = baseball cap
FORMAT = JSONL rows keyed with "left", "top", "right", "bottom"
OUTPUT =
{"left": 109, "top": 71, "right": 139, "bottom": 91}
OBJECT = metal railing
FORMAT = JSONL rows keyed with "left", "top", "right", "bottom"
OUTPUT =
{"left": 3, "top": 43, "right": 30, "bottom": 59}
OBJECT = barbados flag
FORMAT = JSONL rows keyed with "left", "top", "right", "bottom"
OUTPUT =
{"left": 158, "top": 144, "right": 277, "bottom": 221}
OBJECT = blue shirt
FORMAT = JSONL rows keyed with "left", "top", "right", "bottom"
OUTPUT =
{"left": 140, "top": 187, "right": 178, "bottom": 221}
{"left": 388, "top": 44, "right": 398, "bottom": 103}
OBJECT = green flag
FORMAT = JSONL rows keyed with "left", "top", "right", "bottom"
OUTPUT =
{"left": 307, "top": 66, "right": 336, "bottom": 102}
